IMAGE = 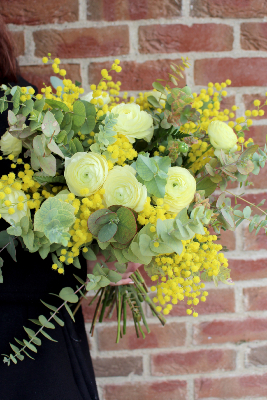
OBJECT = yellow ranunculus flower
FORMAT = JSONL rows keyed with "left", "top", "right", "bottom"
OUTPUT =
{"left": 208, "top": 120, "right": 238, "bottom": 153}
{"left": 111, "top": 103, "right": 153, "bottom": 143}
{"left": 163, "top": 167, "right": 196, "bottom": 213}
{"left": 64, "top": 152, "right": 108, "bottom": 197}
{"left": 103, "top": 165, "right": 147, "bottom": 212}
{"left": 0, "top": 188, "right": 29, "bottom": 224}
{"left": 0, "top": 132, "right": 22, "bottom": 157}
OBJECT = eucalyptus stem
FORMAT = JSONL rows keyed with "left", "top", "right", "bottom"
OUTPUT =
{"left": 226, "top": 190, "right": 267, "bottom": 217}
{"left": 123, "top": 294, "right": 127, "bottom": 335}
{"left": 90, "top": 288, "right": 105, "bottom": 336}
{"left": 131, "top": 274, "right": 166, "bottom": 326}
{"left": 129, "top": 286, "right": 150, "bottom": 334}
{"left": 116, "top": 290, "right": 122, "bottom": 344}
{"left": 137, "top": 321, "right": 146, "bottom": 339}
{"left": 10, "top": 283, "right": 85, "bottom": 363}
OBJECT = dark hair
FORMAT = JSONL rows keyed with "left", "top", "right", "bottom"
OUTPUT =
{"left": 0, "top": 15, "right": 18, "bottom": 85}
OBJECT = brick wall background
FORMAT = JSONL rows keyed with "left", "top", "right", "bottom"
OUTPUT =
{"left": 3, "top": 0, "right": 267, "bottom": 398}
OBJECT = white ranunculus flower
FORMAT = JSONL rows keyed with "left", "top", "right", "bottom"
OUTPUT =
{"left": 64, "top": 152, "right": 108, "bottom": 197}
{"left": 0, "top": 188, "right": 29, "bottom": 224}
{"left": 208, "top": 120, "right": 238, "bottom": 154}
{"left": 111, "top": 103, "right": 154, "bottom": 143}
{"left": 163, "top": 167, "right": 196, "bottom": 213}
{"left": 103, "top": 165, "right": 147, "bottom": 212}
{"left": 0, "top": 132, "right": 22, "bottom": 157}
{"left": 80, "top": 91, "right": 110, "bottom": 108}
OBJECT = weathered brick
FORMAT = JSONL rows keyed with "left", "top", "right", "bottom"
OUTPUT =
{"left": 11, "top": 31, "right": 25, "bottom": 57}
{"left": 89, "top": 59, "right": 186, "bottom": 91}
{"left": 195, "top": 373, "right": 267, "bottom": 399}
{"left": 20, "top": 64, "right": 81, "bottom": 93}
{"left": 220, "top": 95, "right": 236, "bottom": 111}
{"left": 244, "top": 226, "right": 267, "bottom": 251}
{"left": 93, "top": 356, "right": 143, "bottom": 377}
{"left": 151, "top": 349, "right": 236, "bottom": 376}
{"left": 103, "top": 380, "right": 187, "bottom": 400}
{"left": 210, "top": 228, "right": 236, "bottom": 250}
{"left": 241, "top": 23, "right": 267, "bottom": 50}
{"left": 195, "top": 58, "right": 267, "bottom": 87}
{"left": 97, "top": 322, "right": 186, "bottom": 351}
{"left": 87, "top": 0, "right": 181, "bottom": 21}
{"left": 229, "top": 258, "right": 267, "bottom": 281}
{"left": 167, "top": 288, "right": 235, "bottom": 317}
{"left": 194, "top": 318, "right": 267, "bottom": 345}
{"left": 243, "top": 94, "right": 267, "bottom": 120}
{"left": 34, "top": 26, "right": 129, "bottom": 59}
{"left": 243, "top": 125, "right": 266, "bottom": 146}
{"left": 1, "top": 0, "right": 78, "bottom": 25}
{"left": 190, "top": 0, "right": 267, "bottom": 18}
{"left": 243, "top": 286, "right": 267, "bottom": 311}
{"left": 139, "top": 24, "right": 233, "bottom": 54}
{"left": 248, "top": 164, "right": 267, "bottom": 189}
{"left": 247, "top": 345, "right": 267, "bottom": 367}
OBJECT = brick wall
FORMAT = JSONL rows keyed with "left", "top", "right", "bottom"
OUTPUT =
{"left": 3, "top": 0, "right": 267, "bottom": 398}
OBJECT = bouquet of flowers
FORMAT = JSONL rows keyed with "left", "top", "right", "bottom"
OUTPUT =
{"left": 0, "top": 55, "right": 266, "bottom": 365}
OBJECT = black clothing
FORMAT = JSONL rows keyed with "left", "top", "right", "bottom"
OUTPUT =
{"left": 0, "top": 77, "right": 99, "bottom": 400}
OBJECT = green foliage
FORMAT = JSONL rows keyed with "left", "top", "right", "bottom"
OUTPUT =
{"left": 41, "top": 111, "right": 60, "bottom": 138}
{"left": 91, "top": 113, "right": 117, "bottom": 154}
{"left": 34, "top": 197, "right": 75, "bottom": 246}
{"left": 135, "top": 154, "right": 171, "bottom": 197}
{"left": 88, "top": 206, "right": 137, "bottom": 246}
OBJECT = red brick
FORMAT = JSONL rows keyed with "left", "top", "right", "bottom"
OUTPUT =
{"left": 241, "top": 22, "right": 267, "bottom": 50}
{"left": 190, "top": 0, "right": 267, "bottom": 18}
{"left": 247, "top": 345, "right": 267, "bottom": 367}
{"left": 20, "top": 64, "right": 81, "bottom": 94}
{"left": 194, "top": 318, "right": 267, "bottom": 345}
{"left": 229, "top": 258, "right": 267, "bottom": 281}
{"left": 11, "top": 31, "right": 25, "bottom": 57}
{"left": 244, "top": 286, "right": 267, "bottom": 311}
{"left": 195, "top": 373, "right": 267, "bottom": 399}
{"left": 93, "top": 356, "right": 143, "bottom": 377}
{"left": 220, "top": 95, "right": 235, "bottom": 111}
{"left": 34, "top": 26, "right": 129, "bottom": 59}
{"left": 168, "top": 288, "right": 235, "bottom": 317}
{"left": 244, "top": 227, "right": 267, "bottom": 250}
{"left": 244, "top": 125, "right": 266, "bottom": 146}
{"left": 210, "top": 228, "right": 236, "bottom": 250}
{"left": 87, "top": 0, "right": 181, "bottom": 21}
{"left": 152, "top": 349, "right": 236, "bottom": 376}
{"left": 97, "top": 322, "right": 186, "bottom": 351}
{"left": 103, "top": 380, "right": 187, "bottom": 400}
{"left": 243, "top": 94, "right": 267, "bottom": 120}
{"left": 248, "top": 164, "right": 267, "bottom": 189}
{"left": 195, "top": 58, "right": 267, "bottom": 87}
{"left": 1, "top": 0, "right": 78, "bottom": 25}
{"left": 139, "top": 24, "right": 233, "bottom": 54}
{"left": 89, "top": 59, "right": 186, "bottom": 91}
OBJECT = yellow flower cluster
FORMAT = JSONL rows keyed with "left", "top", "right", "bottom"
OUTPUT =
{"left": 107, "top": 134, "right": 137, "bottom": 165}
{"left": 137, "top": 198, "right": 174, "bottom": 226}
{"left": 0, "top": 163, "right": 41, "bottom": 214}
{"left": 187, "top": 140, "right": 214, "bottom": 173}
{"left": 150, "top": 228, "right": 229, "bottom": 316}
{"left": 50, "top": 189, "right": 106, "bottom": 273}
{"left": 39, "top": 56, "right": 85, "bottom": 110}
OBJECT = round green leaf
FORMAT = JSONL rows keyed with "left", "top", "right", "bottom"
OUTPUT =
{"left": 59, "top": 287, "right": 79, "bottom": 303}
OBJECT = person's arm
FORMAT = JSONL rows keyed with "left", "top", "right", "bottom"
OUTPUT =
{"left": 87, "top": 255, "right": 141, "bottom": 286}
